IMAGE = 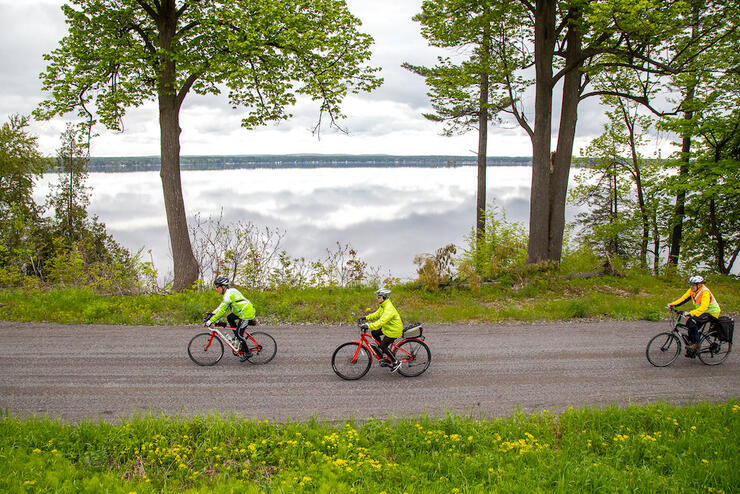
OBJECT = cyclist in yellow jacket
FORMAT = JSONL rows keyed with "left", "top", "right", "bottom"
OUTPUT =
{"left": 667, "top": 275, "right": 721, "bottom": 353}
{"left": 360, "top": 288, "right": 404, "bottom": 373}
{"left": 206, "top": 276, "right": 256, "bottom": 361}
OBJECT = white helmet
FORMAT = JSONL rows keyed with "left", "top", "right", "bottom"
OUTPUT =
{"left": 688, "top": 275, "right": 704, "bottom": 285}
{"left": 374, "top": 288, "right": 391, "bottom": 300}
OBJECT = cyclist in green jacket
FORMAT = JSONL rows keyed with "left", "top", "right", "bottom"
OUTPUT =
{"left": 360, "top": 288, "right": 403, "bottom": 373}
{"left": 667, "top": 275, "right": 721, "bottom": 354}
{"left": 206, "top": 276, "right": 256, "bottom": 361}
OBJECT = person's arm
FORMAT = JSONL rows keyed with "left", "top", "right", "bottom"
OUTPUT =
{"left": 208, "top": 296, "right": 230, "bottom": 324}
{"left": 365, "top": 307, "right": 381, "bottom": 322}
{"left": 669, "top": 289, "right": 692, "bottom": 307}
{"left": 689, "top": 291, "right": 711, "bottom": 317}
{"left": 367, "top": 307, "right": 394, "bottom": 331}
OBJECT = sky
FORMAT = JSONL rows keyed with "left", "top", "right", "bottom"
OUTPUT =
{"left": 0, "top": 0, "right": 673, "bottom": 159}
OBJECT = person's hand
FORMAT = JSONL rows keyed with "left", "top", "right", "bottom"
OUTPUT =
{"left": 204, "top": 320, "right": 213, "bottom": 328}
{"left": 357, "top": 316, "right": 367, "bottom": 324}
{"left": 360, "top": 323, "right": 369, "bottom": 331}
{"left": 666, "top": 303, "right": 673, "bottom": 310}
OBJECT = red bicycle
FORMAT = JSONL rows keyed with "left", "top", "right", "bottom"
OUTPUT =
{"left": 331, "top": 319, "right": 431, "bottom": 380}
{"left": 187, "top": 314, "right": 277, "bottom": 366}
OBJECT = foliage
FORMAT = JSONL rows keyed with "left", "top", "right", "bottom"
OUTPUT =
{"left": 2, "top": 272, "right": 737, "bottom": 326}
{"left": 458, "top": 203, "right": 527, "bottom": 280}
{"left": 1, "top": 402, "right": 738, "bottom": 493}
{"left": 35, "top": 0, "right": 383, "bottom": 291}
{"left": 0, "top": 115, "right": 48, "bottom": 277}
{"left": 190, "top": 212, "right": 382, "bottom": 291}
{"left": 414, "top": 244, "right": 457, "bottom": 291}
{"left": 0, "top": 122, "right": 141, "bottom": 293}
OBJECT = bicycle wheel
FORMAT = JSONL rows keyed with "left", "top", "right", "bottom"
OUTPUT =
{"left": 393, "top": 339, "right": 431, "bottom": 377}
{"left": 332, "top": 342, "right": 371, "bottom": 380}
{"left": 697, "top": 333, "right": 732, "bottom": 366}
{"left": 244, "top": 332, "right": 277, "bottom": 365}
{"left": 646, "top": 332, "right": 681, "bottom": 367}
{"left": 188, "top": 332, "right": 224, "bottom": 366}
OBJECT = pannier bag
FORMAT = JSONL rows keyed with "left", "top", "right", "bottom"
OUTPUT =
{"left": 713, "top": 316, "right": 734, "bottom": 343}
{"left": 403, "top": 323, "right": 423, "bottom": 338}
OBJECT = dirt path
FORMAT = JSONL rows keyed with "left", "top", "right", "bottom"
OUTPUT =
{"left": 1, "top": 320, "right": 737, "bottom": 423}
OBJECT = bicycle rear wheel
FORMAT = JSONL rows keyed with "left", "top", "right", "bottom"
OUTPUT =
{"left": 646, "top": 332, "right": 681, "bottom": 367}
{"left": 188, "top": 332, "right": 224, "bottom": 366}
{"left": 244, "top": 332, "right": 277, "bottom": 365}
{"left": 394, "top": 339, "right": 431, "bottom": 377}
{"left": 697, "top": 333, "right": 732, "bottom": 366}
{"left": 332, "top": 342, "right": 371, "bottom": 380}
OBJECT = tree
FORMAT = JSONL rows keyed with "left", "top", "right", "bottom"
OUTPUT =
{"left": 403, "top": 1, "right": 524, "bottom": 249}
{"left": 0, "top": 115, "right": 47, "bottom": 275}
{"left": 35, "top": 0, "right": 382, "bottom": 291}
{"left": 414, "top": 0, "right": 734, "bottom": 267}
{"left": 47, "top": 123, "right": 91, "bottom": 240}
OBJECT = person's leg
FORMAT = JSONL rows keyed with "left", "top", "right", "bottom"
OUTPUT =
{"left": 688, "top": 313, "right": 715, "bottom": 343}
{"left": 227, "top": 313, "right": 240, "bottom": 329}
{"left": 370, "top": 329, "right": 385, "bottom": 357}
{"left": 380, "top": 336, "right": 402, "bottom": 372}
{"left": 236, "top": 319, "right": 252, "bottom": 359}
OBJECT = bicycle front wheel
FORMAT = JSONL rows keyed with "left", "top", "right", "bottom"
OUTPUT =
{"left": 646, "top": 332, "right": 681, "bottom": 367}
{"left": 697, "top": 333, "right": 732, "bottom": 366}
{"left": 188, "top": 332, "right": 224, "bottom": 366}
{"left": 394, "top": 339, "right": 431, "bottom": 377}
{"left": 332, "top": 342, "right": 371, "bottom": 380}
{"left": 244, "top": 332, "right": 277, "bottom": 365}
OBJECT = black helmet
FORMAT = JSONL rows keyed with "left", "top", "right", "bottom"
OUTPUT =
{"left": 214, "top": 276, "right": 230, "bottom": 288}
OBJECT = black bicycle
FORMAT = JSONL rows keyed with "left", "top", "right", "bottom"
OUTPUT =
{"left": 646, "top": 307, "right": 732, "bottom": 367}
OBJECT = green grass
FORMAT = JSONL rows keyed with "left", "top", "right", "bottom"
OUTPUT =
{"left": 0, "top": 273, "right": 738, "bottom": 325}
{"left": 1, "top": 401, "right": 738, "bottom": 493}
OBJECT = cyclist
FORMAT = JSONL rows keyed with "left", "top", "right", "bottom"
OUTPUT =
{"left": 205, "top": 276, "right": 256, "bottom": 361}
{"left": 360, "top": 288, "right": 403, "bottom": 373}
{"left": 667, "top": 275, "right": 721, "bottom": 354}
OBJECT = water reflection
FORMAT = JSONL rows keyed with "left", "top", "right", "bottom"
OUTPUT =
{"left": 35, "top": 166, "right": 559, "bottom": 280}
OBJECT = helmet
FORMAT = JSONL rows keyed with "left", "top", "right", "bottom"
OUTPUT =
{"left": 688, "top": 275, "right": 704, "bottom": 285}
{"left": 214, "top": 276, "right": 230, "bottom": 288}
{"left": 374, "top": 288, "right": 391, "bottom": 300}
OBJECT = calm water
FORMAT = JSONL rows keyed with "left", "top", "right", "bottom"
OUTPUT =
{"left": 34, "top": 166, "right": 569, "bottom": 280}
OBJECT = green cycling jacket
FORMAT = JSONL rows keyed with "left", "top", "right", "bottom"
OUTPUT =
{"left": 209, "top": 287, "right": 255, "bottom": 324}
{"left": 366, "top": 298, "right": 403, "bottom": 338}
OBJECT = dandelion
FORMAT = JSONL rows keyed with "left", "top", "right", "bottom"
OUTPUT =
{"left": 23, "top": 481, "right": 36, "bottom": 486}
{"left": 691, "top": 426, "right": 697, "bottom": 431}
{"left": 32, "top": 448, "right": 41, "bottom": 454}
{"left": 701, "top": 459, "right": 709, "bottom": 464}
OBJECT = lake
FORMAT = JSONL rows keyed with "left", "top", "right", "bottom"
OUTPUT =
{"left": 34, "top": 166, "right": 573, "bottom": 281}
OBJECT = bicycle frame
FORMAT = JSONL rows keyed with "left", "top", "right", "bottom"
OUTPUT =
{"left": 204, "top": 325, "right": 256, "bottom": 354}
{"left": 348, "top": 329, "right": 421, "bottom": 364}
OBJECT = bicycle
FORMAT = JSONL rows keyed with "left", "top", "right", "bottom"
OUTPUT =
{"left": 331, "top": 319, "right": 431, "bottom": 380}
{"left": 188, "top": 314, "right": 277, "bottom": 367}
{"left": 646, "top": 307, "right": 732, "bottom": 367}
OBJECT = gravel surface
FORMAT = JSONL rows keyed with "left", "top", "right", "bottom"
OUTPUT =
{"left": 1, "top": 320, "right": 738, "bottom": 423}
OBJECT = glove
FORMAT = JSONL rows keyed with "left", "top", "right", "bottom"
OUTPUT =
{"left": 360, "top": 323, "right": 369, "bottom": 331}
{"left": 204, "top": 320, "right": 213, "bottom": 328}
{"left": 357, "top": 316, "right": 367, "bottom": 324}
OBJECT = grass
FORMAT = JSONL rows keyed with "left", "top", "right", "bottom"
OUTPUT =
{"left": 4, "top": 271, "right": 737, "bottom": 326}
{"left": 1, "top": 401, "right": 738, "bottom": 493}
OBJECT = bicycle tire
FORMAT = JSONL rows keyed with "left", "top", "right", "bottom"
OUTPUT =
{"left": 394, "top": 339, "right": 431, "bottom": 377}
{"left": 332, "top": 342, "right": 371, "bottom": 380}
{"left": 188, "top": 332, "right": 224, "bottom": 366}
{"left": 697, "top": 332, "right": 732, "bottom": 366}
{"left": 244, "top": 332, "right": 277, "bottom": 365}
{"left": 646, "top": 332, "right": 681, "bottom": 367}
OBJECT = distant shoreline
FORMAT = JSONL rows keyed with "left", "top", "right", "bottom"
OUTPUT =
{"left": 74, "top": 154, "right": 533, "bottom": 173}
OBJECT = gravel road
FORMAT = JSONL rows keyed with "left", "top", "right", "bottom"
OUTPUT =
{"left": 1, "top": 320, "right": 737, "bottom": 423}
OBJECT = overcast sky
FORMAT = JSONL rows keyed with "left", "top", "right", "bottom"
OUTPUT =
{"left": 0, "top": 0, "right": 672, "bottom": 158}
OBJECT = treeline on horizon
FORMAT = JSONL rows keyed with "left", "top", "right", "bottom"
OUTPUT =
{"left": 71, "top": 154, "right": 533, "bottom": 172}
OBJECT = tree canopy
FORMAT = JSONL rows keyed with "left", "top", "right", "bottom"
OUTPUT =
{"left": 36, "top": 0, "right": 382, "bottom": 291}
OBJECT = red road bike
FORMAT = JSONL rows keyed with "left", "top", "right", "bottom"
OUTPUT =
{"left": 331, "top": 320, "right": 431, "bottom": 380}
{"left": 188, "top": 314, "right": 277, "bottom": 366}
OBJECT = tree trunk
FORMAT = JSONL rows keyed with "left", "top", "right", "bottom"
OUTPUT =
{"left": 158, "top": 1, "right": 198, "bottom": 292}
{"left": 528, "top": 1, "right": 581, "bottom": 265}
{"left": 527, "top": 0, "right": 556, "bottom": 264}
{"left": 476, "top": 71, "right": 488, "bottom": 242}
